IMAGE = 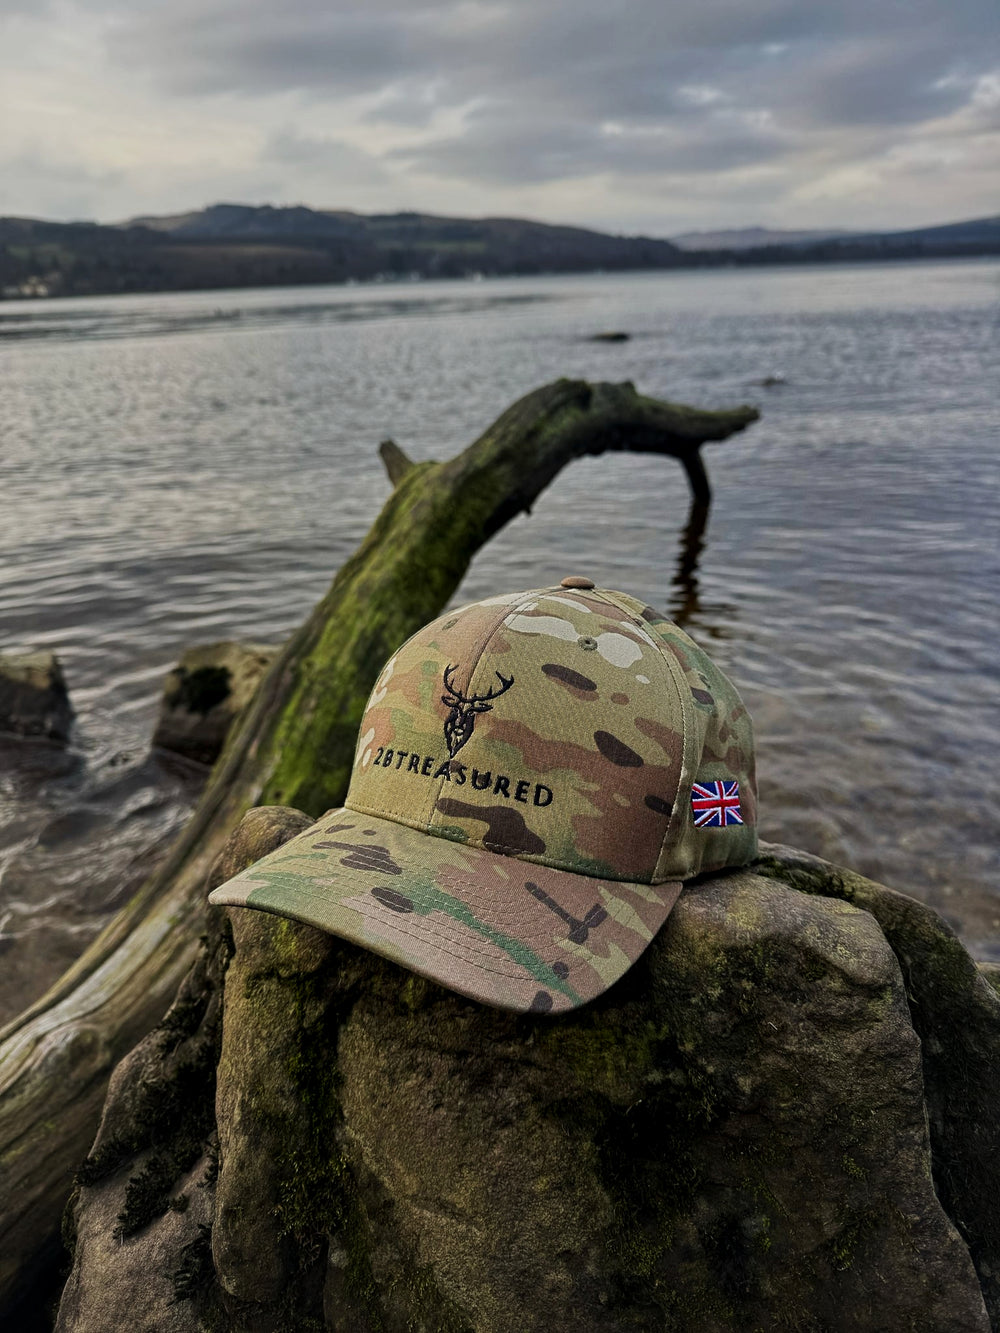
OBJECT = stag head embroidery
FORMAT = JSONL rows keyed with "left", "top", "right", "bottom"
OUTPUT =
{"left": 441, "top": 664, "right": 515, "bottom": 757}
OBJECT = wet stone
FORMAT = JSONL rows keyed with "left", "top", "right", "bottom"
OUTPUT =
{"left": 0, "top": 650, "right": 73, "bottom": 742}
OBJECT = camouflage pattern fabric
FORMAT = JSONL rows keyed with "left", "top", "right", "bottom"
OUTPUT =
{"left": 210, "top": 584, "right": 757, "bottom": 1013}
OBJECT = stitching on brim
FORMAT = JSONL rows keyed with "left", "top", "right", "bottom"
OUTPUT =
{"left": 256, "top": 877, "right": 589, "bottom": 993}
{"left": 268, "top": 808, "right": 679, "bottom": 921}
{"left": 246, "top": 863, "right": 633, "bottom": 977}
{"left": 434, "top": 864, "right": 677, "bottom": 921}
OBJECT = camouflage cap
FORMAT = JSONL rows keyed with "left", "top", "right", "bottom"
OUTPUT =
{"left": 209, "top": 581, "right": 757, "bottom": 1013}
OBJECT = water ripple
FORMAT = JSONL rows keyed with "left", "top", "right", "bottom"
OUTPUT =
{"left": 1, "top": 261, "right": 998, "bottom": 1019}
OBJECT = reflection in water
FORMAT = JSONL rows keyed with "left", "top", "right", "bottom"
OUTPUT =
{"left": 0, "top": 742, "right": 205, "bottom": 1023}
{"left": 668, "top": 499, "right": 709, "bottom": 628}
{"left": 0, "top": 290, "right": 553, "bottom": 346}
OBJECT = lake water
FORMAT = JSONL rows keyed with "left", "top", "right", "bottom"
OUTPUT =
{"left": 1, "top": 261, "right": 998, "bottom": 1022}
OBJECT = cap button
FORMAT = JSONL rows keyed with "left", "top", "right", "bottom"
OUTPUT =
{"left": 560, "top": 575, "right": 596, "bottom": 590}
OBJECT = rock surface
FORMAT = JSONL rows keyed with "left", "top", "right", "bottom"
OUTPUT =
{"left": 0, "top": 650, "right": 73, "bottom": 741}
{"left": 56, "top": 809, "right": 1000, "bottom": 1332}
{"left": 152, "top": 642, "right": 279, "bottom": 765}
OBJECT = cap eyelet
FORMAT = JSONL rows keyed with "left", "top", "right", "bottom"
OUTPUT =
{"left": 578, "top": 636, "right": 598, "bottom": 651}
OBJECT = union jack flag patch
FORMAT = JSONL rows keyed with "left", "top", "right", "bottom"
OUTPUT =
{"left": 691, "top": 780, "right": 743, "bottom": 828}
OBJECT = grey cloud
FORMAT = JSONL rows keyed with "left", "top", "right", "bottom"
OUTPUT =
{"left": 0, "top": 148, "right": 125, "bottom": 219}
{"left": 393, "top": 106, "right": 789, "bottom": 184}
{"left": 393, "top": 121, "right": 605, "bottom": 186}
{"left": 100, "top": 0, "right": 1000, "bottom": 200}
{"left": 0, "top": 0, "right": 61, "bottom": 14}
{"left": 465, "top": 14, "right": 994, "bottom": 131}
{"left": 741, "top": 37, "right": 985, "bottom": 129}
{"left": 361, "top": 82, "right": 457, "bottom": 129}
{"left": 261, "top": 130, "right": 393, "bottom": 186}
{"left": 103, "top": 0, "right": 999, "bottom": 113}
{"left": 106, "top": 2, "right": 431, "bottom": 96}
{"left": 11, "top": 0, "right": 999, "bottom": 218}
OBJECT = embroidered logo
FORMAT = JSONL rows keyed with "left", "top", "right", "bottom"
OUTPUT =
{"left": 691, "top": 780, "right": 743, "bottom": 827}
{"left": 441, "top": 663, "right": 514, "bottom": 757}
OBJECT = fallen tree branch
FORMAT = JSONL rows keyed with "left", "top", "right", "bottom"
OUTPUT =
{"left": 378, "top": 437, "right": 414, "bottom": 485}
{"left": 0, "top": 377, "right": 758, "bottom": 1313}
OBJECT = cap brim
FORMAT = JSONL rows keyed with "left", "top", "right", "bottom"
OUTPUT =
{"left": 208, "top": 806, "right": 683, "bottom": 1014}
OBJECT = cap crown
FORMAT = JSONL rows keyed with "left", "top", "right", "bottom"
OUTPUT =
{"left": 347, "top": 586, "right": 756, "bottom": 884}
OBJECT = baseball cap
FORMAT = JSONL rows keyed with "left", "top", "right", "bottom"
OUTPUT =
{"left": 209, "top": 579, "right": 757, "bottom": 1013}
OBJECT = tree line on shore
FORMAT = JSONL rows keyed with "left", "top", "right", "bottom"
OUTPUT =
{"left": 3, "top": 203, "right": 998, "bottom": 300}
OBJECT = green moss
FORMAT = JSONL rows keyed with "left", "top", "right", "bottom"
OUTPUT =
{"left": 402, "top": 1265, "right": 474, "bottom": 1333}
{"left": 754, "top": 851, "right": 990, "bottom": 1022}
{"left": 77, "top": 929, "right": 229, "bottom": 1198}
{"left": 540, "top": 1018, "right": 667, "bottom": 1102}
{"left": 159, "top": 983, "right": 213, "bottom": 1042}
{"left": 199, "top": 1135, "right": 219, "bottom": 1189}
{"left": 109, "top": 1049, "right": 217, "bottom": 1237}
{"left": 842, "top": 1154, "right": 867, "bottom": 1180}
{"left": 72, "top": 932, "right": 229, "bottom": 1254}
{"left": 521, "top": 884, "right": 923, "bottom": 1328}
{"left": 75, "top": 1142, "right": 123, "bottom": 1190}
{"left": 600, "top": 1097, "right": 719, "bottom": 1323}
{"left": 241, "top": 957, "right": 384, "bottom": 1325}
{"left": 76, "top": 1039, "right": 216, "bottom": 1198}
{"left": 531, "top": 997, "right": 744, "bottom": 1327}
{"left": 399, "top": 973, "right": 433, "bottom": 1012}
{"left": 115, "top": 1154, "right": 184, "bottom": 1240}
{"left": 170, "top": 1223, "right": 214, "bottom": 1304}
{"left": 235, "top": 938, "right": 482, "bottom": 1331}
{"left": 823, "top": 1207, "right": 884, "bottom": 1273}
{"left": 167, "top": 665, "right": 232, "bottom": 715}
{"left": 60, "top": 1181, "right": 81, "bottom": 1262}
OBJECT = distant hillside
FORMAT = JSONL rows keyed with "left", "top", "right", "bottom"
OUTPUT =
{"left": 130, "top": 204, "right": 687, "bottom": 272}
{"left": 670, "top": 226, "right": 853, "bottom": 251}
{"left": 836, "top": 216, "right": 1000, "bottom": 251}
{"left": 1, "top": 204, "right": 998, "bottom": 300}
{"left": 0, "top": 206, "right": 684, "bottom": 300}
{"left": 125, "top": 204, "right": 368, "bottom": 239}
{"left": 720, "top": 215, "right": 1000, "bottom": 265}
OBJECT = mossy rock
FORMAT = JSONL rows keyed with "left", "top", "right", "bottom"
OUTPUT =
{"left": 57, "top": 811, "right": 999, "bottom": 1332}
{"left": 0, "top": 650, "right": 73, "bottom": 742}
{"left": 153, "top": 642, "right": 279, "bottom": 765}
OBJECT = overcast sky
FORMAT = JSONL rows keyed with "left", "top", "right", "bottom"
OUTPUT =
{"left": 2, "top": 0, "right": 997, "bottom": 234}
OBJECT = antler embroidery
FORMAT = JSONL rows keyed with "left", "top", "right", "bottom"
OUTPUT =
{"left": 441, "top": 664, "right": 515, "bottom": 757}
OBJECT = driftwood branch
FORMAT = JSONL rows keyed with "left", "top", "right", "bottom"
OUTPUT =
{"left": 378, "top": 438, "right": 414, "bottom": 485}
{"left": 0, "top": 378, "right": 758, "bottom": 1312}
